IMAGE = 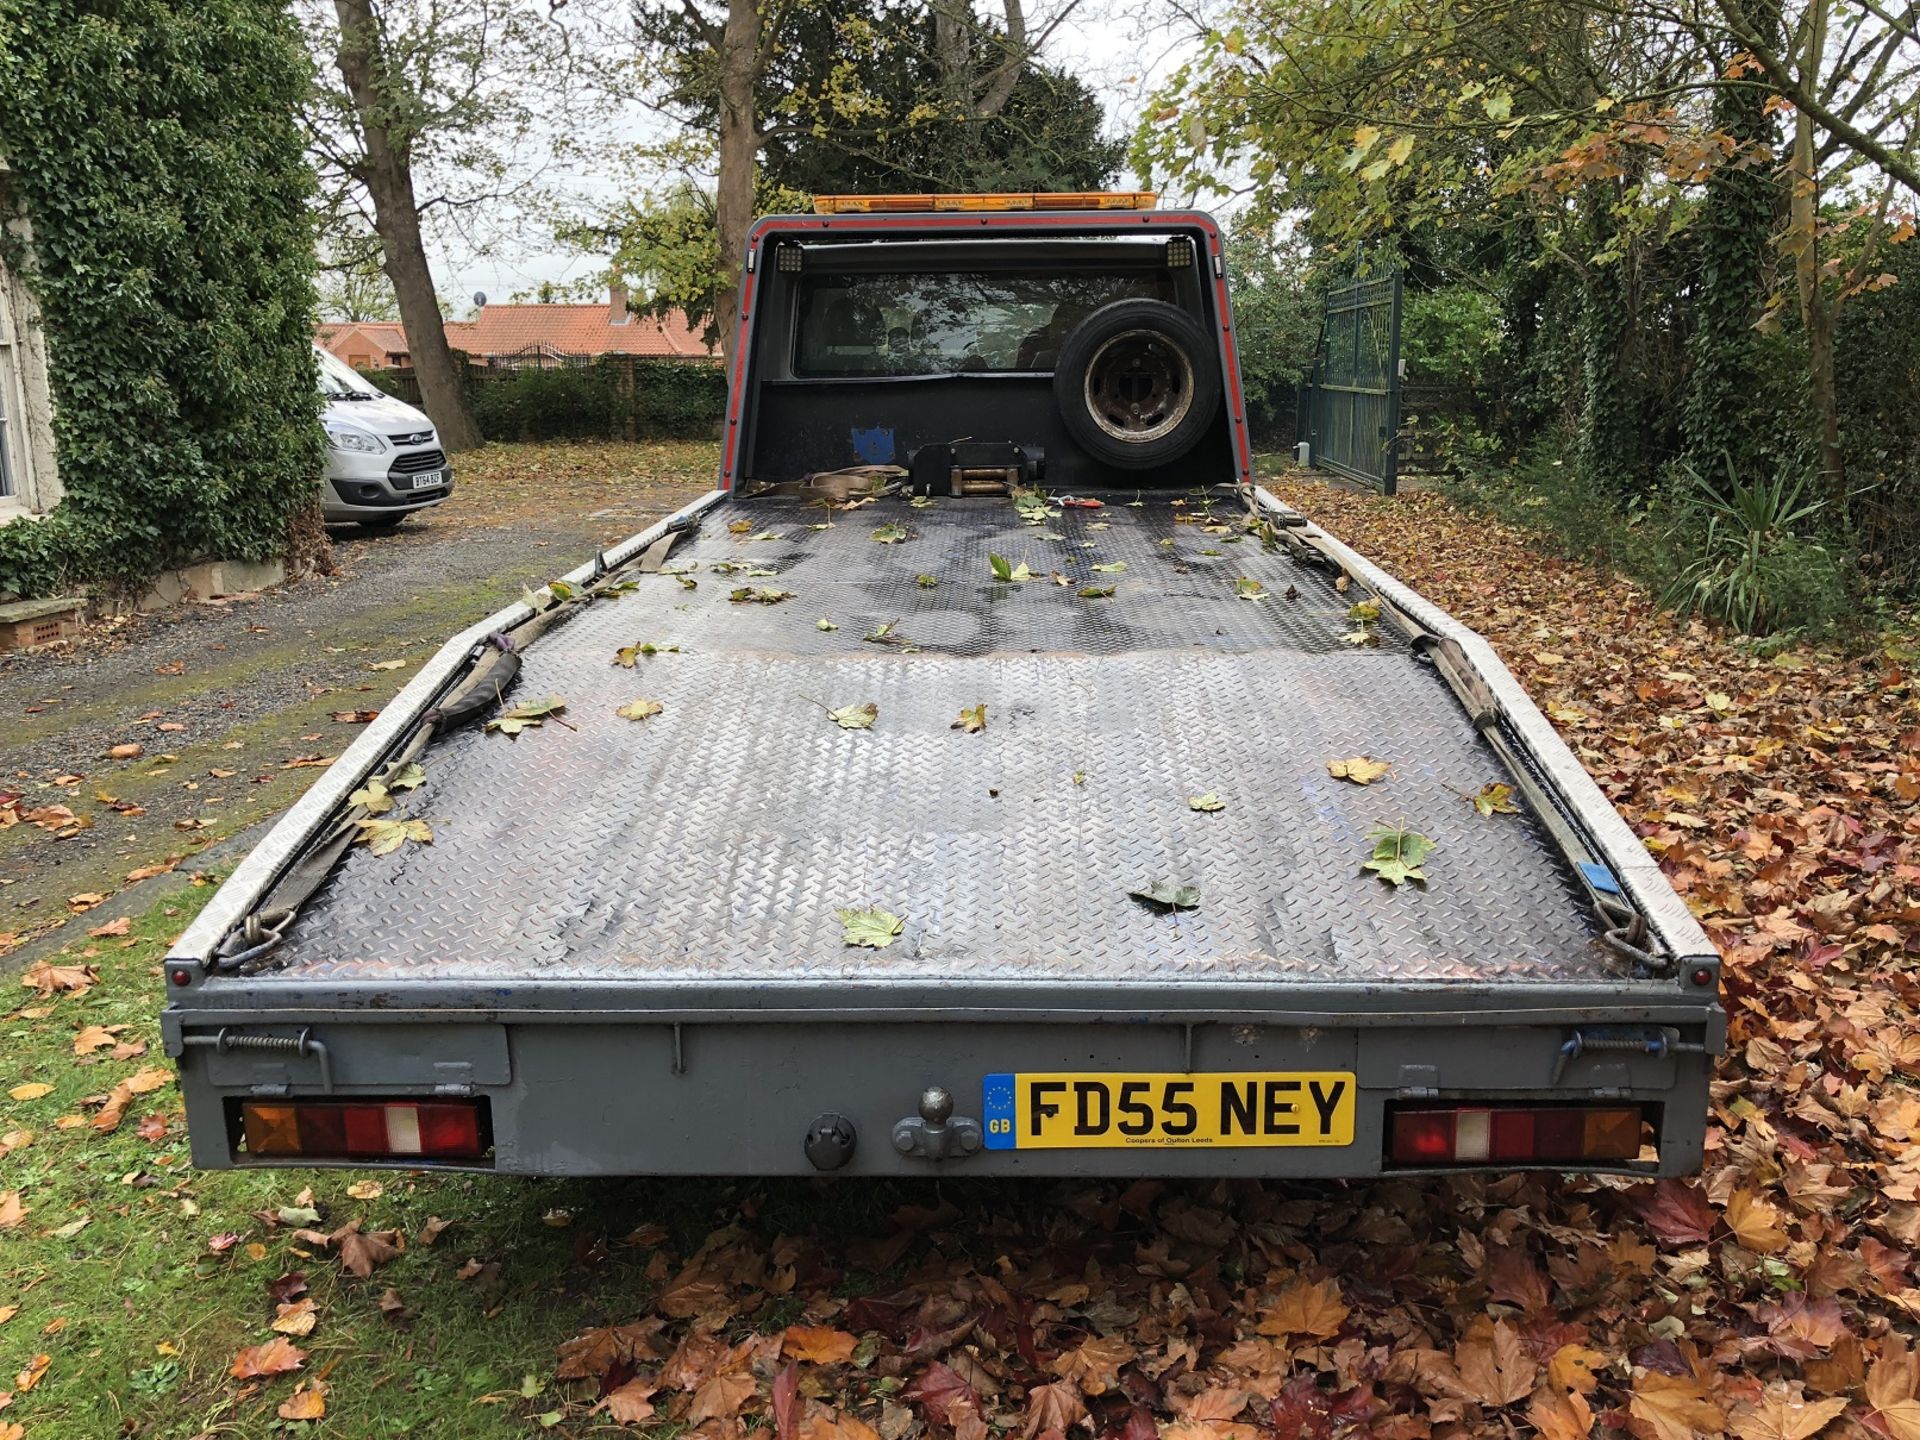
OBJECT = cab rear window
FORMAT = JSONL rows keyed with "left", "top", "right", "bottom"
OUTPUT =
{"left": 794, "top": 270, "right": 1171, "bottom": 377}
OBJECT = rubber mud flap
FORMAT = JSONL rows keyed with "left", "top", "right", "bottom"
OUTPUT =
{"left": 1052, "top": 299, "right": 1221, "bottom": 469}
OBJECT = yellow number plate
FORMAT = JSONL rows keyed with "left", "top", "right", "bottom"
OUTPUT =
{"left": 981, "top": 1071, "right": 1356, "bottom": 1150}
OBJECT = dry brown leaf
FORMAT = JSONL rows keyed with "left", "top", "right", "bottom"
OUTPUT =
{"left": 1050, "top": 1335, "right": 1136, "bottom": 1395}
{"left": 1727, "top": 1389, "right": 1848, "bottom": 1440}
{"left": 7, "top": 1084, "right": 51, "bottom": 1102}
{"left": 1022, "top": 1380, "right": 1087, "bottom": 1439}
{"left": 1629, "top": 1371, "right": 1727, "bottom": 1440}
{"left": 278, "top": 1381, "right": 328, "bottom": 1421}
{"left": 0, "top": 1194, "right": 25, "bottom": 1230}
{"left": 1327, "top": 756, "right": 1391, "bottom": 785}
{"left": 1255, "top": 1276, "right": 1349, "bottom": 1340}
{"left": 230, "top": 1336, "right": 305, "bottom": 1379}
{"left": 332, "top": 1221, "right": 402, "bottom": 1277}
{"left": 1865, "top": 1336, "right": 1920, "bottom": 1440}
{"left": 272, "top": 1299, "right": 318, "bottom": 1337}
{"left": 784, "top": 1325, "right": 859, "bottom": 1364}
{"left": 1549, "top": 1344, "right": 1608, "bottom": 1395}
{"left": 688, "top": 1367, "right": 758, "bottom": 1424}
{"left": 1725, "top": 1188, "right": 1790, "bottom": 1255}
{"left": 596, "top": 1377, "right": 660, "bottom": 1423}
{"left": 1455, "top": 1317, "right": 1536, "bottom": 1407}
{"left": 1528, "top": 1386, "right": 1595, "bottom": 1440}
{"left": 123, "top": 1067, "right": 172, "bottom": 1095}
{"left": 91, "top": 1083, "right": 132, "bottom": 1133}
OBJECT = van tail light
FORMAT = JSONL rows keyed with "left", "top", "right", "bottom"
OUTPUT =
{"left": 240, "top": 1100, "right": 486, "bottom": 1161}
{"left": 1388, "top": 1104, "right": 1642, "bottom": 1166}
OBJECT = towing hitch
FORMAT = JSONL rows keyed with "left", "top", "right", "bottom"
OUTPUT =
{"left": 892, "top": 1086, "right": 983, "bottom": 1161}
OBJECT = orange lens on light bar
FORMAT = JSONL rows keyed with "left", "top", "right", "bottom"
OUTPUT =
{"left": 811, "top": 191, "right": 1158, "bottom": 214}
{"left": 1389, "top": 1105, "right": 1643, "bottom": 1166}
{"left": 241, "top": 1100, "right": 486, "bottom": 1161}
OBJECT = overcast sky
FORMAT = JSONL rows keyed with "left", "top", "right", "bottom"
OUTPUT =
{"left": 432, "top": 1, "right": 1211, "bottom": 312}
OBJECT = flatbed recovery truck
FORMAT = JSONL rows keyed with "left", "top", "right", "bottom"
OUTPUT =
{"left": 164, "top": 194, "right": 1723, "bottom": 1178}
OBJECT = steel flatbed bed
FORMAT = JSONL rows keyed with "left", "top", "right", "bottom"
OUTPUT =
{"left": 165, "top": 202, "right": 1720, "bottom": 1178}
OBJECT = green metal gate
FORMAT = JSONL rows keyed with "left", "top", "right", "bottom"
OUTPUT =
{"left": 1299, "top": 274, "right": 1403, "bottom": 494}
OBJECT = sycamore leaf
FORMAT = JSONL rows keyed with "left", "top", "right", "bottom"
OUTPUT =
{"left": 1474, "top": 781, "right": 1520, "bottom": 816}
{"left": 1234, "top": 577, "right": 1267, "bottom": 600}
{"left": 730, "top": 586, "right": 794, "bottom": 604}
{"left": 784, "top": 1325, "right": 859, "bottom": 1364}
{"left": 1724, "top": 1187, "right": 1789, "bottom": 1254}
{"left": 355, "top": 817, "right": 432, "bottom": 856}
{"left": 1090, "top": 561, "right": 1126, "bottom": 574}
{"left": 1455, "top": 1317, "right": 1536, "bottom": 1406}
{"left": 486, "top": 695, "right": 566, "bottom": 736}
{"left": 917, "top": 574, "right": 939, "bottom": 588}
{"left": 231, "top": 1336, "right": 306, "bottom": 1379}
{"left": 839, "top": 906, "right": 906, "bottom": 949}
{"left": 277, "top": 1382, "right": 328, "bottom": 1421}
{"left": 1329, "top": 756, "right": 1392, "bottom": 785}
{"left": 1629, "top": 1372, "right": 1727, "bottom": 1440}
{"left": 1129, "top": 878, "right": 1200, "bottom": 911}
{"left": 1188, "top": 792, "right": 1226, "bottom": 812}
{"left": 1363, "top": 825, "right": 1434, "bottom": 886}
{"left": 952, "top": 704, "right": 987, "bottom": 734}
{"left": 1078, "top": 585, "right": 1116, "bottom": 598}
{"left": 826, "top": 702, "right": 878, "bottom": 730}
{"left": 617, "top": 698, "right": 665, "bottom": 722}
{"left": 1387, "top": 134, "right": 1415, "bottom": 166}
{"left": 989, "top": 554, "right": 1032, "bottom": 583}
{"left": 817, "top": 618, "right": 839, "bottom": 631}
{"left": 1050, "top": 1335, "right": 1137, "bottom": 1395}
{"left": 1529, "top": 1387, "right": 1594, "bottom": 1440}
{"left": 1728, "top": 1390, "right": 1848, "bottom": 1440}
{"left": 333, "top": 1219, "right": 403, "bottom": 1277}
{"left": 349, "top": 777, "right": 394, "bottom": 815}
{"left": 871, "top": 522, "right": 910, "bottom": 544}
{"left": 1257, "top": 1277, "right": 1349, "bottom": 1339}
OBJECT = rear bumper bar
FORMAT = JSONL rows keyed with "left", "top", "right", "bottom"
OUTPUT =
{"left": 166, "top": 1004, "right": 1716, "bottom": 1178}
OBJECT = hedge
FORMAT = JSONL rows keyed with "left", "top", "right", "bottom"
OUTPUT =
{"left": 0, "top": 0, "right": 324, "bottom": 601}
{"left": 367, "top": 356, "right": 727, "bottom": 444}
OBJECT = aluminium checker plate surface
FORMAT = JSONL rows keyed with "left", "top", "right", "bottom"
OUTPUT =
{"left": 270, "top": 493, "right": 1616, "bottom": 984}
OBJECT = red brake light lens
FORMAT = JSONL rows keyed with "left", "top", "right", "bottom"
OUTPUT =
{"left": 1389, "top": 1104, "right": 1643, "bottom": 1167}
{"left": 240, "top": 1100, "right": 488, "bottom": 1162}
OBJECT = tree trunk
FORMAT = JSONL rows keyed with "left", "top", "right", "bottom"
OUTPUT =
{"left": 332, "top": 0, "right": 482, "bottom": 452}
{"left": 931, "top": 0, "right": 974, "bottom": 119}
{"left": 712, "top": 0, "right": 764, "bottom": 362}
{"left": 1681, "top": 0, "right": 1779, "bottom": 478}
{"left": 1787, "top": 0, "right": 1845, "bottom": 498}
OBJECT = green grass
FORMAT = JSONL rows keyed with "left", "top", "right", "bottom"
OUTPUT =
{"left": 0, "top": 889, "right": 977, "bottom": 1438}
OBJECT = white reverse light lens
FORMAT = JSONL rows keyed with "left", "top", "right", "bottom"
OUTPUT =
{"left": 384, "top": 1105, "right": 423, "bottom": 1155}
{"left": 1453, "top": 1110, "right": 1492, "bottom": 1162}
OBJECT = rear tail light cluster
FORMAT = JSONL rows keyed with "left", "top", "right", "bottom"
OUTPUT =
{"left": 240, "top": 1100, "right": 487, "bottom": 1161}
{"left": 1389, "top": 1104, "right": 1642, "bottom": 1166}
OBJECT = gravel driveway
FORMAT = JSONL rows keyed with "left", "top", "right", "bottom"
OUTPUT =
{"left": 1, "top": 440, "right": 714, "bottom": 957}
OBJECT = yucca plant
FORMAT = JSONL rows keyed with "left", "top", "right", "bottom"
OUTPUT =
{"left": 1661, "top": 456, "right": 1834, "bottom": 635}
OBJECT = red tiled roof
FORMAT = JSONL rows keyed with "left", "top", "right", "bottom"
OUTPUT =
{"left": 444, "top": 303, "right": 719, "bottom": 361}
{"left": 315, "top": 322, "right": 410, "bottom": 363}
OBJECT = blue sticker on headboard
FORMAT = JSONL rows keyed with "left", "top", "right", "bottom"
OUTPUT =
{"left": 850, "top": 427, "right": 896, "bottom": 465}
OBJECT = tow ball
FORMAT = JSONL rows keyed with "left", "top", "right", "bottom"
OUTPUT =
{"left": 891, "top": 1086, "right": 984, "bottom": 1161}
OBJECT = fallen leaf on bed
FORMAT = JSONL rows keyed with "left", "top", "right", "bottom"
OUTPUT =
{"left": 1474, "top": 782, "right": 1519, "bottom": 816}
{"left": 989, "top": 554, "right": 1032, "bottom": 583}
{"left": 355, "top": 818, "right": 433, "bottom": 856}
{"left": 1078, "top": 585, "right": 1115, "bottom": 599}
{"left": 839, "top": 907, "right": 905, "bottom": 949}
{"left": 917, "top": 574, "right": 939, "bottom": 588}
{"left": 826, "top": 703, "right": 878, "bottom": 730}
{"left": 1235, "top": 577, "right": 1267, "bottom": 601}
{"left": 952, "top": 704, "right": 987, "bottom": 734}
{"left": 1090, "top": 561, "right": 1126, "bottom": 574}
{"left": 871, "top": 522, "right": 910, "bottom": 544}
{"left": 1129, "top": 879, "right": 1200, "bottom": 911}
{"left": 1363, "top": 826, "right": 1433, "bottom": 886}
{"left": 729, "top": 586, "right": 794, "bottom": 604}
{"left": 1328, "top": 756, "right": 1391, "bottom": 785}
{"left": 1188, "top": 792, "right": 1226, "bottom": 812}
{"left": 816, "top": 618, "right": 839, "bottom": 631}
{"left": 486, "top": 695, "right": 566, "bottom": 736}
{"left": 618, "top": 699, "right": 665, "bottom": 722}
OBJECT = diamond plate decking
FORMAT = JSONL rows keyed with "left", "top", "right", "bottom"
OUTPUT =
{"left": 270, "top": 493, "right": 1615, "bottom": 984}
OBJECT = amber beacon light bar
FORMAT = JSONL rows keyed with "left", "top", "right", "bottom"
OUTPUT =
{"left": 812, "top": 192, "right": 1159, "bottom": 214}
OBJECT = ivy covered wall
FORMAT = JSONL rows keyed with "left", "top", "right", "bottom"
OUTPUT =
{"left": 0, "top": 0, "right": 324, "bottom": 600}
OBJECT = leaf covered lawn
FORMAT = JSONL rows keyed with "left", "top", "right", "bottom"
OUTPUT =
{"left": 3, "top": 475, "right": 1919, "bottom": 1438}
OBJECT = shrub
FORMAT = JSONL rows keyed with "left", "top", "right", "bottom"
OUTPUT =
{"left": 0, "top": 0, "right": 324, "bottom": 600}
{"left": 1660, "top": 459, "right": 1851, "bottom": 636}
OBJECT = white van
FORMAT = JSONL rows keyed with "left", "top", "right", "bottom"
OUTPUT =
{"left": 315, "top": 344, "right": 454, "bottom": 528}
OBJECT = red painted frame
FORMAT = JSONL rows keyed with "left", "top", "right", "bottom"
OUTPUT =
{"left": 715, "top": 209, "right": 1254, "bottom": 492}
